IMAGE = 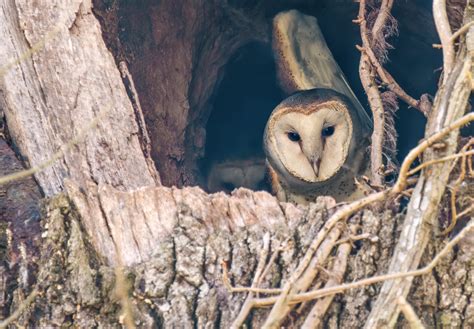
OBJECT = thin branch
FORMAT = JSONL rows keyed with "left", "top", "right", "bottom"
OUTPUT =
{"left": 358, "top": 0, "right": 385, "bottom": 186}
{"left": 398, "top": 296, "right": 426, "bottom": 329}
{"left": 335, "top": 232, "right": 377, "bottom": 246}
{"left": 301, "top": 240, "right": 352, "bottom": 329}
{"left": 393, "top": 113, "right": 474, "bottom": 193}
{"left": 251, "top": 221, "right": 474, "bottom": 307}
{"left": 356, "top": 0, "right": 430, "bottom": 116}
{"left": 356, "top": 44, "right": 430, "bottom": 116}
{"left": 365, "top": 31, "right": 473, "bottom": 326}
{"left": 442, "top": 142, "right": 472, "bottom": 234}
{"left": 0, "top": 289, "right": 39, "bottom": 328}
{"left": 454, "top": 203, "right": 474, "bottom": 220}
{"left": 231, "top": 233, "right": 271, "bottom": 328}
{"left": 256, "top": 239, "right": 289, "bottom": 291}
{"left": 0, "top": 115, "right": 103, "bottom": 186}
{"left": 295, "top": 225, "right": 342, "bottom": 292}
{"left": 451, "top": 21, "right": 474, "bottom": 41}
{"left": 433, "top": 0, "right": 455, "bottom": 83}
{"left": 408, "top": 149, "right": 474, "bottom": 176}
{"left": 371, "top": 0, "right": 395, "bottom": 43}
{"left": 118, "top": 61, "right": 161, "bottom": 184}
{"left": 262, "top": 225, "right": 343, "bottom": 327}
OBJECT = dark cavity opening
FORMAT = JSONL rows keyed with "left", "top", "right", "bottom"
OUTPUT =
{"left": 200, "top": 42, "right": 284, "bottom": 193}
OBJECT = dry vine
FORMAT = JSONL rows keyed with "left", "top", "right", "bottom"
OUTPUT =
{"left": 356, "top": 0, "right": 433, "bottom": 185}
{"left": 225, "top": 221, "right": 474, "bottom": 321}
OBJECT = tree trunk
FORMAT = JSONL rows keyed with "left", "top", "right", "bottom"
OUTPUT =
{"left": 0, "top": 0, "right": 472, "bottom": 328}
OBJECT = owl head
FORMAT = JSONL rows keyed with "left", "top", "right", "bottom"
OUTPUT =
{"left": 206, "top": 158, "right": 267, "bottom": 193}
{"left": 264, "top": 88, "right": 369, "bottom": 192}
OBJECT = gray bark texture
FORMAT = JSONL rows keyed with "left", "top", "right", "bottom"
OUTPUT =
{"left": 0, "top": 0, "right": 473, "bottom": 328}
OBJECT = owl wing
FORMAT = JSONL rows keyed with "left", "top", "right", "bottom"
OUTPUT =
{"left": 272, "top": 10, "right": 373, "bottom": 134}
{"left": 266, "top": 161, "right": 287, "bottom": 202}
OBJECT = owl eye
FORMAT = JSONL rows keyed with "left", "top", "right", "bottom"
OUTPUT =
{"left": 322, "top": 126, "right": 335, "bottom": 137}
{"left": 287, "top": 131, "right": 301, "bottom": 142}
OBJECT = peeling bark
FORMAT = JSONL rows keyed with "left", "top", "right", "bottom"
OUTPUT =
{"left": 0, "top": 0, "right": 159, "bottom": 196}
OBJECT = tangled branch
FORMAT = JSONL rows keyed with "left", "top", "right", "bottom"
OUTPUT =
{"left": 225, "top": 219, "right": 474, "bottom": 320}
{"left": 356, "top": 0, "right": 434, "bottom": 185}
{"left": 224, "top": 112, "right": 474, "bottom": 327}
{"left": 433, "top": 0, "right": 455, "bottom": 83}
{"left": 357, "top": 0, "right": 386, "bottom": 186}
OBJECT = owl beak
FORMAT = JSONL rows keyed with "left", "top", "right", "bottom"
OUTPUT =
{"left": 311, "top": 157, "right": 321, "bottom": 177}
{"left": 302, "top": 143, "right": 322, "bottom": 178}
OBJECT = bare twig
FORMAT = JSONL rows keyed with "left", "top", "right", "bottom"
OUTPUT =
{"left": 454, "top": 203, "right": 474, "bottom": 220}
{"left": 398, "top": 296, "right": 426, "bottom": 329}
{"left": 231, "top": 233, "right": 272, "bottom": 328}
{"left": 262, "top": 225, "right": 343, "bottom": 327}
{"left": 118, "top": 62, "right": 161, "bottom": 185}
{"left": 451, "top": 21, "right": 474, "bottom": 41}
{"left": 357, "top": 44, "right": 430, "bottom": 116}
{"left": 408, "top": 149, "right": 474, "bottom": 176}
{"left": 301, "top": 240, "right": 351, "bottom": 329}
{"left": 0, "top": 289, "right": 39, "bottom": 328}
{"left": 433, "top": 0, "right": 455, "bottom": 83}
{"left": 371, "top": 0, "right": 395, "bottom": 45}
{"left": 366, "top": 22, "right": 473, "bottom": 325}
{"left": 256, "top": 238, "right": 289, "bottom": 291}
{"left": 358, "top": 0, "right": 385, "bottom": 186}
{"left": 295, "top": 226, "right": 342, "bottom": 292}
{"left": 335, "top": 232, "right": 377, "bottom": 245}
{"left": 442, "top": 141, "right": 472, "bottom": 234}
{"left": 0, "top": 114, "right": 103, "bottom": 186}
{"left": 356, "top": 0, "right": 430, "bottom": 116}
{"left": 250, "top": 221, "right": 474, "bottom": 307}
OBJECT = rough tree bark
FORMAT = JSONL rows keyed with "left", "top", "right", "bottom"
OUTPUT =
{"left": 93, "top": 0, "right": 269, "bottom": 187}
{"left": 0, "top": 0, "right": 472, "bottom": 328}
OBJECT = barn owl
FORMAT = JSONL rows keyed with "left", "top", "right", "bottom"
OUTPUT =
{"left": 264, "top": 89, "right": 370, "bottom": 204}
{"left": 206, "top": 158, "right": 267, "bottom": 193}
{"left": 264, "top": 10, "right": 373, "bottom": 204}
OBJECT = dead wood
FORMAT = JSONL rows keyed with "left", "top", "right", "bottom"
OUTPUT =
{"left": 0, "top": 0, "right": 160, "bottom": 196}
{"left": 365, "top": 2, "right": 474, "bottom": 326}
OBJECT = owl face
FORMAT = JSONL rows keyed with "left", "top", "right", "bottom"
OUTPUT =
{"left": 264, "top": 89, "right": 354, "bottom": 186}
{"left": 206, "top": 158, "right": 267, "bottom": 193}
